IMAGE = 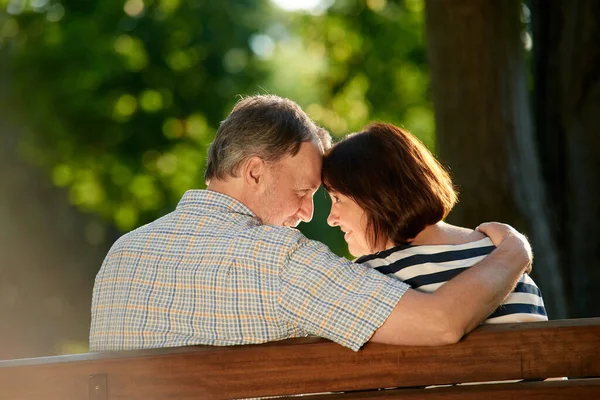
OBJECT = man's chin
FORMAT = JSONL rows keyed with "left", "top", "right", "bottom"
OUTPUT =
{"left": 284, "top": 219, "right": 301, "bottom": 228}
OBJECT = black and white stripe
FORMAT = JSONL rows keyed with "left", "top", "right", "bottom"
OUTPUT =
{"left": 358, "top": 238, "right": 547, "bottom": 324}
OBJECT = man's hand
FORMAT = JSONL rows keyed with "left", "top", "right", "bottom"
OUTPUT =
{"left": 476, "top": 222, "right": 533, "bottom": 273}
{"left": 371, "top": 221, "right": 534, "bottom": 346}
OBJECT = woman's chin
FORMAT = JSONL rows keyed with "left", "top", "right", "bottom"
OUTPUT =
{"left": 348, "top": 246, "right": 363, "bottom": 258}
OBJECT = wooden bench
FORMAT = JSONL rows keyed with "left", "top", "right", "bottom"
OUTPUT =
{"left": 1, "top": 318, "right": 599, "bottom": 399}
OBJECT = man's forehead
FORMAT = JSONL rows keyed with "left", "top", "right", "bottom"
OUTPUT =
{"left": 279, "top": 142, "right": 322, "bottom": 183}
{"left": 291, "top": 165, "right": 321, "bottom": 189}
{"left": 301, "top": 158, "right": 322, "bottom": 189}
{"left": 276, "top": 168, "right": 318, "bottom": 193}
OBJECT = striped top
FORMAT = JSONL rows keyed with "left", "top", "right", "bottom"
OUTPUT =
{"left": 90, "top": 190, "right": 409, "bottom": 352}
{"left": 356, "top": 238, "right": 547, "bottom": 324}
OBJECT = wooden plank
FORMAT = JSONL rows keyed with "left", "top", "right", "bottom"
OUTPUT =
{"left": 89, "top": 374, "right": 107, "bottom": 400}
{"left": 0, "top": 319, "right": 599, "bottom": 400}
{"left": 299, "top": 378, "right": 600, "bottom": 399}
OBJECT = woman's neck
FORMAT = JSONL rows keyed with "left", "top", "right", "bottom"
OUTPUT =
{"left": 376, "top": 223, "right": 446, "bottom": 252}
{"left": 409, "top": 221, "right": 485, "bottom": 246}
{"left": 409, "top": 222, "right": 447, "bottom": 245}
{"left": 377, "top": 221, "right": 485, "bottom": 253}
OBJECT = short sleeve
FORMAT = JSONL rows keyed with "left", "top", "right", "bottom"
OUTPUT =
{"left": 278, "top": 238, "right": 409, "bottom": 351}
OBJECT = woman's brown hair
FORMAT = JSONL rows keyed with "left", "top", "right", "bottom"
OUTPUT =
{"left": 322, "top": 122, "right": 457, "bottom": 251}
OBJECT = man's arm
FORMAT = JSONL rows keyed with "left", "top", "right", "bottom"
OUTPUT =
{"left": 370, "top": 223, "right": 532, "bottom": 346}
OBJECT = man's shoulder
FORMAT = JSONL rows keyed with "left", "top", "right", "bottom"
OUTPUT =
{"left": 250, "top": 224, "right": 308, "bottom": 242}
{"left": 105, "top": 211, "right": 313, "bottom": 260}
{"left": 239, "top": 225, "right": 317, "bottom": 258}
{"left": 105, "top": 213, "right": 175, "bottom": 256}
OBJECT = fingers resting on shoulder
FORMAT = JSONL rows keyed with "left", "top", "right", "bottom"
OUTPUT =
{"left": 476, "top": 222, "right": 533, "bottom": 273}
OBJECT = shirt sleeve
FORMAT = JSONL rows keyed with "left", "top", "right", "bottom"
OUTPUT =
{"left": 278, "top": 237, "right": 409, "bottom": 351}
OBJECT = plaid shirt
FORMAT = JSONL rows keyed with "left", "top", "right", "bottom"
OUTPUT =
{"left": 90, "top": 190, "right": 408, "bottom": 352}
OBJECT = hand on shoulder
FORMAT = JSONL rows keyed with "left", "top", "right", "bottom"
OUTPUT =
{"left": 476, "top": 222, "right": 533, "bottom": 273}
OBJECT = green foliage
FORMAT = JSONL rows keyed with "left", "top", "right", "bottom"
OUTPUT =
{"left": 268, "top": 0, "right": 433, "bottom": 145}
{"left": 0, "top": 0, "right": 431, "bottom": 258}
{"left": 262, "top": 0, "right": 433, "bottom": 257}
{"left": 1, "top": 0, "right": 271, "bottom": 230}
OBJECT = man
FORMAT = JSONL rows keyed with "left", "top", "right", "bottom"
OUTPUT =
{"left": 90, "top": 95, "right": 531, "bottom": 352}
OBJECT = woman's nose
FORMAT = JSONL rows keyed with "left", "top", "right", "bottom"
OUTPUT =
{"left": 327, "top": 206, "right": 338, "bottom": 227}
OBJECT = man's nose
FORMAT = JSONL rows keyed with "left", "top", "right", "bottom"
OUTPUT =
{"left": 297, "top": 195, "right": 314, "bottom": 223}
{"left": 327, "top": 205, "right": 338, "bottom": 227}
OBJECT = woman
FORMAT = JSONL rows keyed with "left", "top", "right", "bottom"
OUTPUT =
{"left": 322, "top": 122, "right": 547, "bottom": 323}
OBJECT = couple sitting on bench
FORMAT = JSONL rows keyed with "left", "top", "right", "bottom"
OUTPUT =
{"left": 90, "top": 94, "right": 545, "bottom": 354}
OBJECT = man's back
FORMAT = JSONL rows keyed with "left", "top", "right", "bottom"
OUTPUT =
{"left": 90, "top": 190, "right": 406, "bottom": 352}
{"left": 90, "top": 190, "right": 309, "bottom": 351}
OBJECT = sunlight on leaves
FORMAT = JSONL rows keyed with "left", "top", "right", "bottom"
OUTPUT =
{"left": 114, "top": 35, "right": 148, "bottom": 71}
{"left": 139, "top": 90, "right": 163, "bottom": 113}
{"left": 52, "top": 164, "right": 73, "bottom": 187}
{"left": 115, "top": 203, "right": 139, "bottom": 231}
{"left": 186, "top": 113, "right": 209, "bottom": 143}
{"left": 163, "top": 118, "right": 184, "bottom": 139}
{"left": 113, "top": 94, "right": 138, "bottom": 121}
{"left": 160, "top": 0, "right": 180, "bottom": 15}
{"left": 124, "top": 0, "right": 144, "bottom": 18}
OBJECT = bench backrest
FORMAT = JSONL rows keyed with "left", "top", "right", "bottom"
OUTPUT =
{"left": 1, "top": 318, "right": 599, "bottom": 399}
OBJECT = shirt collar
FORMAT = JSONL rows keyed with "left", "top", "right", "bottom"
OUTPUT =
{"left": 176, "top": 189, "right": 258, "bottom": 219}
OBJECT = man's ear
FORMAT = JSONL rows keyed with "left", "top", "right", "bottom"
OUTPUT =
{"left": 242, "top": 156, "right": 266, "bottom": 187}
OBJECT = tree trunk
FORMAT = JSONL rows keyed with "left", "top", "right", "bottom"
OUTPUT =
{"left": 531, "top": 0, "right": 600, "bottom": 317}
{"left": 424, "top": 0, "right": 567, "bottom": 318}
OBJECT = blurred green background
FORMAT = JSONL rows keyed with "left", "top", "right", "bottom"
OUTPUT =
{"left": 0, "top": 0, "right": 431, "bottom": 245}
{"left": 1, "top": 0, "right": 598, "bottom": 359}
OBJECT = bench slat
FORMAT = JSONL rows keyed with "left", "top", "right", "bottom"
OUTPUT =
{"left": 0, "top": 319, "right": 599, "bottom": 399}
{"left": 299, "top": 378, "right": 600, "bottom": 399}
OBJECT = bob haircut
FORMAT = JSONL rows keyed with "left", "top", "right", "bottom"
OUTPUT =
{"left": 322, "top": 122, "right": 457, "bottom": 251}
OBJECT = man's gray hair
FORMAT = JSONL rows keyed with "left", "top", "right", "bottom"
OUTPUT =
{"left": 205, "top": 95, "right": 332, "bottom": 182}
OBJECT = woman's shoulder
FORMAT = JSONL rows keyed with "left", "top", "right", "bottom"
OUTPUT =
{"left": 417, "top": 222, "right": 489, "bottom": 246}
{"left": 461, "top": 228, "right": 488, "bottom": 244}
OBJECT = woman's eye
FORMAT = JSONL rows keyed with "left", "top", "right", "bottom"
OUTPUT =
{"left": 333, "top": 195, "right": 340, "bottom": 203}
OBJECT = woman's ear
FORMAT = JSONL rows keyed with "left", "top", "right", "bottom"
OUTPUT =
{"left": 243, "top": 156, "right": 266, "bottom": 187}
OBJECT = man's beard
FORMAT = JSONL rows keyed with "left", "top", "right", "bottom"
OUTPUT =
{"left": 260, "top": 209, "right": 299, "bottom": 228}
{"left": 282, "top": 216, "right": 301, "bottom": 228}
{"left": 256, "top": 184, "right": 297, "bottom": 227}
